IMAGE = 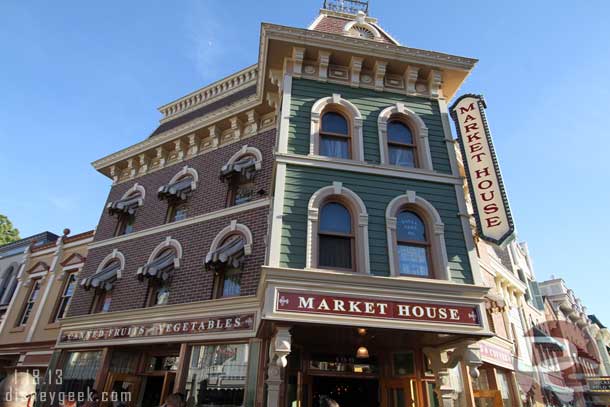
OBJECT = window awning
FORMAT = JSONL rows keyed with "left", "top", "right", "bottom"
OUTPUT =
{"left": 158, "top": 177, "right": 194, "bottom": 201}
{"left": 205, "top": 237, "right": 246, "bottom": 270}
{"left": 137, "top": 251, "right": 177, "bottom": 281}
{"left": 543, "top": 383, "right": 574, "bottom": 396}
{"left": 107, "top": 194, "right": 143, "bottom": 215}
{"left": 533, "top": 327, "right": 566, "bottom": 352}
{"left": 80, "top": 262, "right": 120, "bottom": 292}
{"left": 220, "top": 156, "right": 259, "bottom": 182}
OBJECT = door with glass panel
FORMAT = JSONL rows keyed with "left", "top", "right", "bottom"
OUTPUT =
{"left": 103, "top": 373, "right": 141, "bottom": 407}
{"left": 381, "top": 379, "right": 418, "bottom": 407}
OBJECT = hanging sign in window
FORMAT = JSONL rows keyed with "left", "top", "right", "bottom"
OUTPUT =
{"left": 450, "top": 94, "right": 515, "bottom": 245}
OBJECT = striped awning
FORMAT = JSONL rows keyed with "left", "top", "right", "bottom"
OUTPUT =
{"left": 205, "top": 237, "right": 246, "bottom": 270}
{"left": 80, "top": 262, "right": 120, "bottom": 292}
{"left": 220, "top": 156, "right": 258, "bottom": 181}
{"left": 158, "top": 177, "right": 194, "bottom": 201}
{"left": 137, "top": 251, "right": 176, "bottom": 281}
{"left": 533, "top": 327, "right": 566, "bottom": 352}
{"left": 107, "top": 193, "right": 143, "bottom": 215}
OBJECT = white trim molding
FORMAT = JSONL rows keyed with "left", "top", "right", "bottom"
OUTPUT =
{"left": 306, "top": 183, "right": 370, "bottom": 274}
{"left": 385, "top": 191, "right": 450, "bottom": 280}
{"left": 378, "top": 103, "right": 433, "bottom": 170}
{"left": 310, "top": 94, "right": 364, "bottom": 162}
{"left": 209, "top": 221, "right": 254, "bottom": 257}
{"left": 146, "top": 237, "right": 184, "bottom": 269}
{"left": 168, "top": 166, "right": 199, "bottom": 191}
{"left": 224, "top": 145, "right": 263, "bottom": 171}
{"left": 96, "top": 249, "right": 126, "bottom": 280}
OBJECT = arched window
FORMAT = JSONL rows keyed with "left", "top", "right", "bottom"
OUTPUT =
{"left": 318, "top": 202, "right": 354, "bottom": 270}
{"left": 220, "top": 146, "right": 263, "bottom": 207}
{"left": 396, "top": 210, "right": 429, "bottom": 277}
{"left": 138, "top": 238, "right": 182, "bottom": 307}
{"left": 81, "top": 250, "right": 124, "bottom": 314}
{"left": 311, "top": 95, "right": 364, "bottom": 161}
{"left": 159, "top": 166, "right": 198, "bottom": 223}
{"left": 307, "top": 182, "right": 370, "bottom": 273}
{"left": 320, "top": 111, "right": 350, "bottom": 159}
{"left": 386, "top": 192, "right": 450, "bottom": 280}
{"left": 108, "top": 183, "right": 145, "bottom": 236}
{"left": 387, "top": 120, "right": 416, "bottom": 168}
{"left": 378, "top": 103, "right": 432, "bottom": 170}
{"left": 205, "top": 222, "right": 253, "bottom": 299}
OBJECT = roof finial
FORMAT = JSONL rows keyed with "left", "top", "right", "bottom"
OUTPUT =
{"left": 323, "top": 0, "right": 369, "bottom": 15}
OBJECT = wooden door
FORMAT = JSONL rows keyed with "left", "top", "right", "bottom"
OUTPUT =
{"left": 472, "top": 390, "right": 503, "bottom": 407}
{"left": 160, "top": 372, "right": 176, "bottom": 404}
{"left": 381, "top": 378, "right": 418, "bottom": 407}
{"left": 103, "top": 373, "right": 142, "bottom": 407}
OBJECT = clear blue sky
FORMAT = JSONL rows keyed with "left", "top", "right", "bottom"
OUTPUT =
{"left": 1, "top": 1, "right": 609, "bottom": 320}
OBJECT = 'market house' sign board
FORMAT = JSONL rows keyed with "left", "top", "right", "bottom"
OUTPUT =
{"left": 450, "top": 94, "right": 514, "bottom": 245}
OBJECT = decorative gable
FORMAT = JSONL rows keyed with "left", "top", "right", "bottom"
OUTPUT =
{"left": 27, "top": 261, "right": 50, "bottom": 274}
{"left": 61, "top": 253, "right": 86, "bottom": 268}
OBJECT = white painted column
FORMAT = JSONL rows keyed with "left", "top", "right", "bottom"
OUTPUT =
{"left": 266, "top": 327, "right": 291, "bottom": 407}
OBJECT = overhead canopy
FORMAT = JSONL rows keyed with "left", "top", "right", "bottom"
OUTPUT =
{"left": 205, "top": 237, "right": 246, "bottom": 270}
{"left": 533, "top": 327, "right": 566, "bottom": 352}
{"left": 158, "top": 177, "right": 194, "bottom": 201}
{"left": 137, "top": 251, "right": 177, "bottom": 281}
{"left": 107, "top": 193, "right": 142, "bottom": 215}
{"left": 220, "top": 156, "right": 258, "bottom": 182}
{"left": 81, "top": 262, "right": 121, "bottom": 292}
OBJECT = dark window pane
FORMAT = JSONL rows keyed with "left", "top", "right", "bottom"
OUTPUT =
{"left": 397, "top": 211, "right": 426, "bottom": 242}
{"left": 388, "top": 121, "right": 413, "bottom": 144}
{"left": 320, "top": 135, "right": 349, "bottom": 159}
{"left": 397, "top": 244, "right": 429, "bottom": 276}
{"left": 319, "top": 235, "right": 352, "bottom": 269}
{"left": 389, "top": 145, "right": 415, "bottom": 167}
{"left": 320, "top": 203, "right": 352, "bottom": 234}
{"left": 322, "top": 112, "right": 348, "bottom": 134}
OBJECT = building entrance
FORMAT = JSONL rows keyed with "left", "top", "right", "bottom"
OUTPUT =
{"left": 312, "top": 376, "right": 379, "bottom": 407}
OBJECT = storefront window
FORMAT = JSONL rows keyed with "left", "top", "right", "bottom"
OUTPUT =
{"left": 496, "top": 371, "right": 514, "bottom": 406}
{"left": 61, "top": 351, "right": 102, "bottom": 394}
{"left": 186, "top": 343, "right": 249, "bottom": 407}
{"left": 110, "top": 350, "right": 139, "bottom": 374}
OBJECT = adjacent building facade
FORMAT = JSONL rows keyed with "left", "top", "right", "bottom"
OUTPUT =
{"left": 0, "top": 230, "right": 92, "bottom": 379}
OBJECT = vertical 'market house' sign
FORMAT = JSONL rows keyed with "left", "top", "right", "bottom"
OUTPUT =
{"left": 450, "top": 94, "right": 514, "bottom": 245}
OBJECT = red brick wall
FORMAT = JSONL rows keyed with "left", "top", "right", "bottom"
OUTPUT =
{"left": 94, "top": 129, "right": 275, "bottom": 242}
{"left": 67, "top": 129, "right": 275, "bottom": 317}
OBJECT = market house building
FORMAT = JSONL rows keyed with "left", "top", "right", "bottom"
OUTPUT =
{"left": 0, "top": 230, "right": 91, "bottom": 378}
{"left": 49, "top": 1, "right": 510, "bottom": 406}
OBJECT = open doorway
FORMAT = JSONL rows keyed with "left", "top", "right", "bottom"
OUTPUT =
{"left": 312, "top": 376, "right": 379, "bottom": 407}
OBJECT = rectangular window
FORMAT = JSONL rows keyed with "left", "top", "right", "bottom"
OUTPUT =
{"left": 92, "top": 291, "right": 112, "bottom": 314}
{"left": 228, "top": 181, "right": 256, "bottom": 207}
{"left": 53, "top": 273, "right": 77, "bottom": 321}
{"left": 392, "top": 352, "right": 415, "bottom": 376}
{"left": 18, "top": 279, "right": 41, "bottom": 326}
{"left": 397, "top": 244, "right": 429, "bottom": 276}
{"left": 320, "top": 135, "right": 350, "bottom": 159}
{"left": 219, "top": 267, "right": 241, "bottom": 298}
{"left": 167, "top": 202, "right": 188, "bottom": 223}
{"left": 116, "top": 213, "right": 135, "bottom": 236}
{"left": 186, "top": 343, "right": 249, "bottom": 407}
{"left": 318, "top": 235, "right": 352, "bottom": 269}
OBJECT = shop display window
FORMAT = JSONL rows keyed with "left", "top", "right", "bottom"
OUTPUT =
{"left": 61, "top": 351, "right": 102, "bottom": 394}
{"left": 309, "top": 353, "right": 378, "bottom": 374}
{"left": 186, "top": 343, "right": 249, "bottom": 407}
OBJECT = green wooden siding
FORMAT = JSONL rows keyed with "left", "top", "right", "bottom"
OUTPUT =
{"left": 288, "top": 78, "right": 452, "bottom": 174}
{"left": 280, "top": 165, "right": 474, "bottom": 284}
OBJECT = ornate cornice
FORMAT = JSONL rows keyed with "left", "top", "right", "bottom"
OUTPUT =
{"left": 157, "top": 64, "right": 258, "bottom": 122}
{"left": 262, "top": 23, "right": 478, "bottom": 71}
